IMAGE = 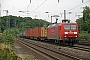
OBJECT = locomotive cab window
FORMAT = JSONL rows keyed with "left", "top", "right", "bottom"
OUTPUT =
{"left": 64, "top": 25, "right": 70, "bottom": 30}
{"left": 71, "top": 25, "right": 76, "bottom": 30}
{"left": 64, "top": 25, "right": 76, "bottom": 30}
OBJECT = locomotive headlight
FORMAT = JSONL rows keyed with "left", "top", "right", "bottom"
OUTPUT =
{"left": 65, "top": 32, "right": 68, "bottom": 34}
{"left": 64, "top": 36, "right": 67, "bottom": 37}
{"left": 74, "top": 32, "right": 77, "bottom": 34}
{"left": 75, "top": 36, "right": 77, "bottom": 37}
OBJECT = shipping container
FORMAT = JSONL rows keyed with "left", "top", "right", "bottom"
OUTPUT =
{"left": 34, "top": 27, "right": 41, "bottom": 37}
{"left": 20, "top": 31, "right": 25, "bottom": 37}
{"left": 41, "top": 26, "right": 47, "bottom": 37}
{"left": 25, "top": 29, "right": 30, "bottom": 38}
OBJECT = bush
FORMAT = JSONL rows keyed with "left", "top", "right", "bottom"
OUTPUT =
{"left": 2, "top": 28, "right": 20, "bottom": 44}
{"left": 0, "top": 29, "right": 21, "bottom": 60}
{"left": 79, "top": 31, "right": 90, "bottom": 40}
{"left": 2, "top": 30, "right": 14, "bottom": 44}
{"left": 0, "top": 48, "right": 18, "bottom": 60}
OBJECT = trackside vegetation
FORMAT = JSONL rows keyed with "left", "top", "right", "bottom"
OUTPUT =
{"left": 0, "top": 14, "right": 50, "bottom": 60}
{"left": 0, "top": 29, "right": 21, "bottom": 60}
{"left": 79, "top": 31, "right": 90, "bottom": 40}
{"left": 0, "top": 13, "right": 50, "bottom": 60}
{"left": 76, "top": 6, "right": 90, "bottom": 40}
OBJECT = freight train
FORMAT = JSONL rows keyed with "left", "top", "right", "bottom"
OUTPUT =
{"left": 20, "top": 20, "right": 79, "bottom": 46}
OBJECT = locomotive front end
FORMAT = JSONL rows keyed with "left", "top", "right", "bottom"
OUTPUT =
{"left": 63, "top": 23, "right": 79, "bottom": 45}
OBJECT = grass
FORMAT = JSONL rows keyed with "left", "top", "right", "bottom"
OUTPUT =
{"left": 0, "top": 43, "right": 11, "bottom": 49}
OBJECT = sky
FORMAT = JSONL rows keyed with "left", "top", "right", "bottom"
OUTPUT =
{"left": 0, "top": 0, "right": 90, "bottom": 23}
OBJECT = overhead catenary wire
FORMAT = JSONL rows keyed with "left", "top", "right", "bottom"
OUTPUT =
{"left": 55, "top": 0, "right": 90, "bottom": 22}
{"left": 1, "top": 0, "right": 57, "bottom": 15}
{"left": 1, "top": 0, "right": 47, "bottom": 16}
{"left": 58, "top": 0, "right": 60, "bottom": 3}
{"left": 82, "top": 0, "right": 83, "bottom": 3}
{"left": 59, "top": 0, "right": 90, "bottom": 18}
{"left": 67, "top": 0, "right": 90, "bottom": 12}
{"left": 27, "top": 0, "right": 65, "bottom": 15}
{"left": 1, "top": 0, "right": 89, "bottom": 18}
{"left": 0, "top": 0, "right": 69, "bottom": 16}
{"left": 51, "top": 0, "right": 86, "bottom": 14}
{"left": 30, "top": 0, "right": 31, "bottom": 3}
{"left": 27, "top": 0, "right": 31, "bottom": 12}
{"left": 28, "top": 0, "right": 47, "bottom": 14}
{"left": 1, "top": 0, "right": 32, "bottom": 15}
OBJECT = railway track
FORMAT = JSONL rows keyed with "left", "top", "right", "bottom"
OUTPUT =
{"left": 16, "top": 38, "right": 71, "bottom": 60}
{"left": 79, "top": 40, "right": 90, "bottom": 46}
{"left": 48, "top": 40, "right": 90, "bottom": 52}
{"left": 16, "top": 37, "right": 89, "bottom": 60}
{"left": 72, "top": 44, "right": 90, "bottom": 52}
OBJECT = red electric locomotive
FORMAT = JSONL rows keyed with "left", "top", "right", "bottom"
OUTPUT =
{"left": 47, "top": 20, "right": 79, "bottom": 46}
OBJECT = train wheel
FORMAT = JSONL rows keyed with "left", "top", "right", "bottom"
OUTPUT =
{"left": 58, "top": 41, "right": 62, "bottom": 45}
{"left": 62, "top": 41, "right": 66, "bottom": 46}
{"left": 55, "top": 40, "right": 57, "bottom": 43}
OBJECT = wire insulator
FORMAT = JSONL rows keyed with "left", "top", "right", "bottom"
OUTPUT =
{"left": 30, "top": 0, "right": 31, "bottom": 3}
{"left": 58, "top": 0, "right": 59, "bottom": 3}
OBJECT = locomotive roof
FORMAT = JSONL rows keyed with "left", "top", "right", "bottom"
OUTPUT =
{"left": 48, "top": 22, "right": 77, "bottom": 28}
{"left": 48, "top": 23, "right": 60, "bottom": 28}
{"left": 63, "top": 22, "right": 77, "bottom": 24}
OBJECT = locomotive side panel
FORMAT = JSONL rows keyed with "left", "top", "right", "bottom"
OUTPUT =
{"left": 47, "top": 23, "right": 61, "bottom": 40}
{"left": 47, "top": 27, "right": 53, "bottom": 39}
{"left": 54, "top": 26, "right": 60, "bottom": 39}
{"left": 61, "top": 24, "right": 65, "bottom": 40}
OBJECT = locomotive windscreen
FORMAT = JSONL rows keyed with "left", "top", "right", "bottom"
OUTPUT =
{"left": 64, "top": 25, "right": 76, "bottom": 30}
{"left": 71, "top": 25, "right": 76, "bottom": 30}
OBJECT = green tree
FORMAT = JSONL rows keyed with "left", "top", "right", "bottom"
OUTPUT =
{"left": 76, "top": 6, "right": 90, "bottom": 40}
{"left": 1, "top": 15, "right": 50, "bottom": 32}
{"left": 76, "top": 6, "right": 90, "bottom": 33}
{"left": 2, "top": 30, "right": 14, "bottom": 44}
